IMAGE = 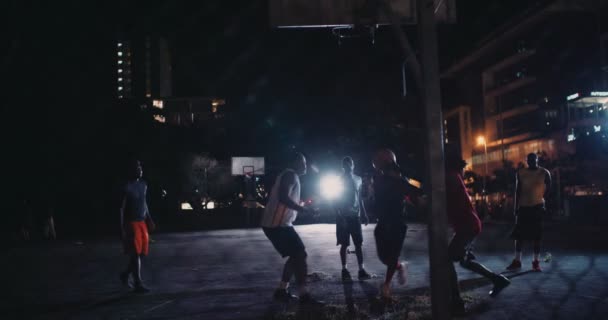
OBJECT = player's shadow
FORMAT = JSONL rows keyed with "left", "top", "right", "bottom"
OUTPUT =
{"left": 501, "top": 270, "right": 535, "bottom": 279}
{"left": 341, "top": 277, "right": 385, "bottom": 315}
{"left": 342, "top": 279, "right": 356, "bottom": 315}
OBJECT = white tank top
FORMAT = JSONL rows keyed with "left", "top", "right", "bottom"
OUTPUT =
{"left": 261, "top": 169, "right": 301, "bottom": 228}
{"left": 517, "top": 167, "right": 549, "bottom": 207}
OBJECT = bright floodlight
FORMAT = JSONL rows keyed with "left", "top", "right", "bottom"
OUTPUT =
{"left": 320, "top": 174, "right": 343, "bottom": 200}
{"left": 206, "top": 201, "right": 215, "bottom": 210}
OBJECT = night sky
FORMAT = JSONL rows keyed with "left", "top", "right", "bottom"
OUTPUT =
{"left": 3, "top": 0, "right": 543, "bottom": 232}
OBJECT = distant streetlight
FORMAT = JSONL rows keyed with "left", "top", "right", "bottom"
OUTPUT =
{"left": 477, "top": 136, "right": 488, "bottom": 195}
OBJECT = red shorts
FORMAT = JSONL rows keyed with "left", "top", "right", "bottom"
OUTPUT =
{"left": 124, "top": 221, "right": 149, "bottom": 255}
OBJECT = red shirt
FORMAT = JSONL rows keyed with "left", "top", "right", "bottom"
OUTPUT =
{"left": 445, "top": 170, "right": 481, "bottom": 235}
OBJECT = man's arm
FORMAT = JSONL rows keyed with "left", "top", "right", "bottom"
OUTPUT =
{"left": 544, "top": 169, "right": 552, "bottom": 199}
{"left": 278, "top": 172, "right": 308, "bottom": 213}
{"left": 119, "top": 193, "right": 127, "bottom": 238}
{"left": 514, "top": 172, "right": 521, "bottom": 215}
{"left": 143, "top": 183, "right": 155, "bottom": 231}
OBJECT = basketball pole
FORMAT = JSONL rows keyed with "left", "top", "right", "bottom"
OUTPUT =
{"left": 380, "top": 1, "right": 451, "bottom": 319}
{"left": 417, "top": 1, "right": 451, "bottom": 319}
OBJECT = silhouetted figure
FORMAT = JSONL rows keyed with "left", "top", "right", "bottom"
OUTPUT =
{"left": 260, "top": 152, "right": 323, "bottom": 305}
{"left": 507, "top": 153, "right": 551, "bottom": 272}
{"left": 336, "top": 156, "right": 371, "bottom": 281}
{"left": 43, "top": 205, "right": 57, "bottom": 240}
{"left": 444, "top": 144, "right": 510, "bottom": 316}
{"left": 119, "top": 160, "right": 155, "bottom": 293}
{"left": 372, "top": 149, "right": 414, "bottom": 301}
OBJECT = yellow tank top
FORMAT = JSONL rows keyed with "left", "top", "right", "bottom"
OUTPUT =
{"left": 517, "top": 167, "right": 549, "bottom": 207}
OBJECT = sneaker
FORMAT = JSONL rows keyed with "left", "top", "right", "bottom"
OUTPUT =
{"left": 532, "top": 260, "right": 542, "bottom": 272}
{"left": 506, "top": 259, "right": 522, "bottom": 271}
{"left": 133, "top": 284, "right": 150, "bottom": 294}
{"left": 465, "top": 251, "right": 477, "bottom": 261}
{"left": 341, "top": 269, "right": 352, "bottom": 282}
{"left": 397, "top": 262, "right": 408, "bottom": 285}
{"left": 273, "top": 288, "right": 298, "bottom": 301}
{"left": 451, "top": 299, "right": 467, "bottom": 317}
{"left": 299, "top": 293, "right": 324, "bottom": 306}
{"left": 120, "top": 271, "right": 133, "bottom": 289}
{"left": 489, "top": 275, "right": 511, "bottom": 297}
{"left": 358, "top": 269, "right": 372, "bottom": 281}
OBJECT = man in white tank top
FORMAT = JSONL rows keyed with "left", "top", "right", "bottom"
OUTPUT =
{"left": 507, "top": 153, "right": 551, "bottom": 272}
{"left": 261, "top": 152, "right": 323, "bottom": 305}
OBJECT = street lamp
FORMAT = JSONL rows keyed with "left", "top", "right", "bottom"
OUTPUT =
{"left": 477, "top": 136, "right": 488, "bottom": 195}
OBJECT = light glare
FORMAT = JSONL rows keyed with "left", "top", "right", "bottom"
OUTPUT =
{"left": 320, "top": 174, "right": 344, "bottom": 200}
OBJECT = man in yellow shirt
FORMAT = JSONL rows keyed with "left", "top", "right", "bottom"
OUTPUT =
{"left": 507, "top": 153, "right": 551, "bottom": 272}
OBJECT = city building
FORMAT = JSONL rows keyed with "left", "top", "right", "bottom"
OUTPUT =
{"left": 442, "top": 0, "right": 608, "bottom": 175}
{"left": 444, "top": 105, "right": 473, "bottom": 168}
{"left": 116, "top": 36, "right": 172, "bottom": 100}
{"left": 150, "top": 97, "right": 226, "bottom": 126}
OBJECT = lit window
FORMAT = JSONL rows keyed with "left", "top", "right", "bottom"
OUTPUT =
{"left": 118, "top": 60, "right": 123, "bottom": 65}
{"left": 567, "top": 134, "right": 576, "bottom": 142}
{"left": 118, "top": 86, "right": 123, "bottom": 91}
{"left": 594, "top": 125, "right": 601, "bottom": 132}
{"left": 117, "top": 42, "right": 123, "bottom": 47}
{"left": 118, "top": 95, "right": 123, "bottom": 99}
{"left": 152, "top": 100, "right": 164, "bottom": 109}
{"left": 546, "top": 122, "right": 550, "bottom": 126}
{"left": 118, "top": 51, "right": 123, "bottom": 57}
{"left": 153, "top": 115, "right": 166, "bottom": 123}
{"left": 118, "top": 77, "right": 123, "bottom": 82}
{"left": 118, "top": 69, "right": 123, "bottom": 73}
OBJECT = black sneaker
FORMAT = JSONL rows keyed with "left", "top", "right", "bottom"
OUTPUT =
{"left": 299, "top": 293, "right": 324, "bottom": 306}
{"left": 273, "top": 288, "right": 298, "bottom": 301}
{"left": 133, "top": 284, "right": 150, "bottom": 294}
{"left": 120, "top": 272, "right": 133, "bottom": 289}
{"left": 489, "top": 275, "right": 510, "bottom": 297}
{"left": 341, "top": 269, "right": 352, "bottom": 282}
{"left": 358, "top": 269, "right": 372, "bottom": 280}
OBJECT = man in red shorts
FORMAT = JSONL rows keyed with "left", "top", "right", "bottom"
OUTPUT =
{"left": 120, "top": 160, "right": 155, "bottom": 293}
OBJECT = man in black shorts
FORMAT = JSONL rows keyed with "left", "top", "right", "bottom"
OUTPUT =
{"left": 507, "top": 153, "right": 551, "bottom": 272}
{"left": 444, "top": 144, "right": 510, "bottom": 316}
{"left": 261, "top": 152, "right": 322, "bottom": 305}
{"left": 336, "top": 157, "right": 371, "bottom": 281}
{"left": 372, "top": 149, "right": 418, "bottom": 300}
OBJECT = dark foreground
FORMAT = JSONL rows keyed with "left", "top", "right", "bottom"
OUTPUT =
{"left": 2, "top": 222, "right": 608, "bottom": 319}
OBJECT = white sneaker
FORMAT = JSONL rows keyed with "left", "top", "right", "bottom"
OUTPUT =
{"left": 397, "top": 261, "right": 408, "bottom": 285}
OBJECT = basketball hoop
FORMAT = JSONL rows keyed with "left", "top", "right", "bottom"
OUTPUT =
{"left": 331, "top": 24, "right": 377, "bottom": 46}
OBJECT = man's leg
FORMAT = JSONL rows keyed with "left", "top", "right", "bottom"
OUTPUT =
{"left": 507, "top": 240, "right": 523, "bottom": 270}
{"left": 448, "top": 261, "right": 466, "bottom": 315}
{"left": 120, "top": 255, "right": 133, "bottom": 288}
{"left": 132, "top": 254, "right": 142, "bottom": 284}
{"left": 292, "top": 251, "right": 309, "bottom": 296}
{"left": 281, "top": 257, "right": 294, "bottom": 288}
{"left": 532, "top": 240, "right": 542, "bottom": 271}
{"left": 273, "top": 257, "right": 298, "bottom": 301}
{"left": 354, "top": 244, "right": 364, "bottom": 269}
{"left": 340, "top": 245, "right": 348, "bottom": 269}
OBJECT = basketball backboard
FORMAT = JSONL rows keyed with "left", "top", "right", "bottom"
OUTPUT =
{"left": 269, "top": 0, "right": 456, "bottom": 28}
{"left": 231, "top": 157, "right": 265, "bottom": 176}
